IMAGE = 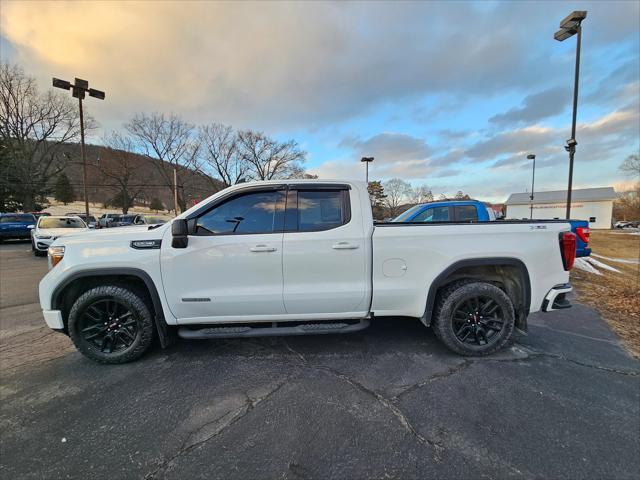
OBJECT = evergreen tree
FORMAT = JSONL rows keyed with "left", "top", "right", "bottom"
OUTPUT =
{"left": 367, "top": 181, "right": 387, "bottom": 220}
{"left": 149, "top": 197, "right": 164, "bottom": 212}
{"left": 54, "top": 173, "right": 74, "bottom": 205}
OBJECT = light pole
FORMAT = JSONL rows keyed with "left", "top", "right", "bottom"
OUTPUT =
{"left": 527, "top": 154, "right": 536, "bottom": 219}
{"left": 52, "top": 77, "right": 105, "bottom": 218}
{"left": 361, "top": 157, "right": 374, "bottom": 185}
{"left": 554, "top": 10, "right": 586, "bottom": 220}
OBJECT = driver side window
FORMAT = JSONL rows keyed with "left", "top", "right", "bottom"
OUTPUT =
{"left": 196, "top": 190, "right": 284, "bottom": 235}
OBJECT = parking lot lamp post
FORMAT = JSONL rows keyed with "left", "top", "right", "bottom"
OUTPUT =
{"left": 527, "top": 154, "right": 536, "bottom": 219}
{"left": 554, "top": 10, "right": 587, "bottom": 219}
{"left": 361, "top": 157, "right": 374, "bottom": 185}
{"left": 52, "top": 78, "right": 105, "bottom": 218}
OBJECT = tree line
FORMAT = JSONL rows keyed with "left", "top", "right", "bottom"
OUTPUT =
{"left": 0, "top": 63, "right": 312, "bottom": 213}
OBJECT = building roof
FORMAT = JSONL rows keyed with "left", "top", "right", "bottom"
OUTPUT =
{"left": 505, "top": 187, "right": 616, "bottom": 205}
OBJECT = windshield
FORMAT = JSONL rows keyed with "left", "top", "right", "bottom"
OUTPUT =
{"left": 391, "top": 205, "right": 422, "bottom": 222}
{"left": 39, "top": 217, "right": 86, "bottom": 229}
{"left": 0, "top": 214, "right": 35, "bottom": 223}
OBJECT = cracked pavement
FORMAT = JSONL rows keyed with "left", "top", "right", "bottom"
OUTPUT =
{"left": 1, "top": 241, "right": 639, "bottom": 479}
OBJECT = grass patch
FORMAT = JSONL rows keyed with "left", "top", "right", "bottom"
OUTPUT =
{"left": 571, "top": 230, "right": 640, "bottom": 357}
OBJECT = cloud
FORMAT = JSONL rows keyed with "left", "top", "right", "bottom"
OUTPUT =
{"left": 489, "top": 86, "right": 570, "bottom": 126}
{"left": 4, "top": 1, "right": 637, "bottom": 132}
{"left": 466, "top": 126, "right": 555, "bottom": 160}
{"left": 341, "top": 132, "right": 429, "bottom": 163}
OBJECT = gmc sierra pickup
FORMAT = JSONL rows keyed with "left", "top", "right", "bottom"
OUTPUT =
{"left": 39, "top": 180, "right": 576, "bottom": 363}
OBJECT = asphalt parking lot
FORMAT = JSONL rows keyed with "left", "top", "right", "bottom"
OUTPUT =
{"left": 1, "top": 240, "right": 638, "bottom": 479}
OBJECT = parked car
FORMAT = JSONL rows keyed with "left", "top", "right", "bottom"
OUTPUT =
{"left": 31, "top": 215, "right": 89, "bottom": 256}
{"left": 0, "top": 213, "right": 36, "bottom": 242}
{"left": 68, "top": 213, "right": 98, "bottom": 229}
{"left": 614, "top": 220, "right": 639, "bottom": 229}
{"left": 115, "top": 214, "right": 137, "bottom": 227}
{"left": 40, "top": 180, "right": 575, "bottom": 364}
{"left": 393, "top": 200, "right": 591, "bottom": 257}
{"left": 132, "top": 214, "right": 172, "bottom": 225}
{"left": 98, "top": 213, "right": 121, "bottom": 228}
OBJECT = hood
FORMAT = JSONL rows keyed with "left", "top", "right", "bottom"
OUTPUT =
{"left": 36, "top": 228, "right": 89, "bottom": 237}
{"left": 51, "top": 223, "right": 170, "bottom": 247}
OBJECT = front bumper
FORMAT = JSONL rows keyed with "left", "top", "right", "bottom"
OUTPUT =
{"left": 34, "top": 237, "right": 55, "bottom": 251}
{"left": 43, "top": 310, "right": 64, "bottom": 329}
{"left": 0, "top": 231, "right": 31, "bottom": 240}
{"left": 542, "top": 284, "right": 572, "bottom": 312}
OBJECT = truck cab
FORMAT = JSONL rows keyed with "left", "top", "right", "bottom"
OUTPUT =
{"left": 392, "top": 200, "right": 494, "bottom": 223}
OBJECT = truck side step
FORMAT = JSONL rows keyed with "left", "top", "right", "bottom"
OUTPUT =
{"left": 177, "top": 319, "right": 370, "bottom": 339}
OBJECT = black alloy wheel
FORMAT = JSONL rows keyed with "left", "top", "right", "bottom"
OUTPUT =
{"left": 79, "top": 298, "right": 140, "bottom": 354}
{"left": 451, "top": 295, "right": 505, "bottom": 347}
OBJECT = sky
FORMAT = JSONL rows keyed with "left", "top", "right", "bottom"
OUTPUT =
{"left": 1, "top": 0, "right": 638, "bottom": 202}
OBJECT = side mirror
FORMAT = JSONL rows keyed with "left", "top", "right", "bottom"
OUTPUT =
{"left": 172, "top": 219, "right": 189, "bottom": 248}
{"left": 27, "top": 225, "right": 35, "bottom": 230}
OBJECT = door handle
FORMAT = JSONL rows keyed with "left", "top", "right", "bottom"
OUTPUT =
{"left": 250, "top": 244, "right": 277, "bottom": 252}
{"left": 332, "top": 242, "right": 359, "bottom": 250}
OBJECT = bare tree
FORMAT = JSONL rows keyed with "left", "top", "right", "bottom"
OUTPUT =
{"left": 0, "top": 63, "right": 81, "bottom": 211}
{"left": 619, "top": 154, "right": 640, "bottom": 179}
{"left": 284, "top": 163, "right": 318, "bottom": 179}
{"left": 99, "top": 132, "right": 146, "bottom": 214}
{"left": 236, "top": 130, "right": 306, "bottom": 181}
{"left": 383, "top": 178, "right": 411, "bottom": 217}
{"left": 198, "top": 123, "right": 246, "bottom": 188}
{"left": 125, "top": 112, "right": 198, "bottom": 213}
{"left": 409, "top": 184, "right": 434, "bottom": 204}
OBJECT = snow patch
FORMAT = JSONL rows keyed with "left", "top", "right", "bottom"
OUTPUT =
{"left": 584, "top": 257, "right": 622, "bottom": 273}
{"left": 575, "top": 258, "right": 602, "bottom": 275}
{"left": 592, "top": 253, "right": 640, "bottom": 265}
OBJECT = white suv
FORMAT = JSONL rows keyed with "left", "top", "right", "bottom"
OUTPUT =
{"left": 31, "top": 216, "right": 89, "bottom": 257}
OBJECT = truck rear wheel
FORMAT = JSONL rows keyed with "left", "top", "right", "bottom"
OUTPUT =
{"left": 68, "top": 285, "right": 154, "bottom": 364}
{"left": 432, "top": 280, "right": 515, "bottom": 356}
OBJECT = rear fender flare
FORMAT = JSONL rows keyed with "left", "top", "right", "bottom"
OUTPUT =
{"left": 421, "top": 257, "right": 531, "bottom": 329}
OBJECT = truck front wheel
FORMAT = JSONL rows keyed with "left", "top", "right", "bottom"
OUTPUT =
{"left": 68, "top": 285, "right": 155, "bottom": 364}
{"left": 432, "top": 281, "right": 515, "bottom": 356}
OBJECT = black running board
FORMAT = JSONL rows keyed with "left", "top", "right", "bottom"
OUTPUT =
{"left": 178, "top": 319, "right": 370, "bottom": 339}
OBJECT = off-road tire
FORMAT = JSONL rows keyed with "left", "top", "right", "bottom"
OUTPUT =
{"left": 432, "top": 280, "right": 515, "bottom": 356}
{"left": 68, "top": 285, "right": 154, "bottom": 364}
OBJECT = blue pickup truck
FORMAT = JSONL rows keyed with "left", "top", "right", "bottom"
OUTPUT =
{"left": 0, "top": 213, "right": 37, "bottom": 242}
{"left": 392, "top": 200, "right": 591, "bottom": 257}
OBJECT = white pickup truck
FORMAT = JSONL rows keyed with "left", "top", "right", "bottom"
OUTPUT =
{"left": 39, "top": 180, "right": 576, "bottom": 363}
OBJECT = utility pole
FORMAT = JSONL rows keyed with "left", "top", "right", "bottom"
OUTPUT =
{"left": 52, "top": 77, "right": 105, "bottom": 218}
{"left": 173, "top": 167, "right": 179, "bottom": 214}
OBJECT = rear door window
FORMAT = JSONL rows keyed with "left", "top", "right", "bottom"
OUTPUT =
{"left": 292, "top": 190, "right": 349, "bottom": 232}
{"left": 455, "top": 206, "right": 478, "bottom": 222}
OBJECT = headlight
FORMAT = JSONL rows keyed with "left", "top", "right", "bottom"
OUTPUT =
{"left": 35, "top": 234, "right": 52, "bottom": 239}
{"left": 48, "top": 246, "right": 65, "bottom": 269}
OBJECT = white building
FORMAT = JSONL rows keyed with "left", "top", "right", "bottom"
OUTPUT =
{"left": 505, "top": 187, "right": 616, "bottom": 229}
